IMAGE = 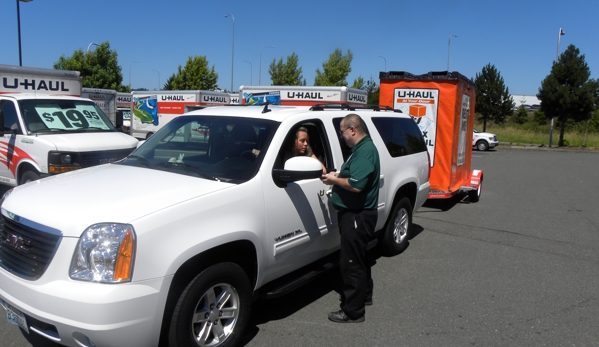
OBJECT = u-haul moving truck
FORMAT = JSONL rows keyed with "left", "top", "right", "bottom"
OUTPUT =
{"left": 131, "top": 90, "right": 230, "bottom": 140}
{"left": 116, "top": 92, "right": 132, "bottom": 133}
{"left": 0, "top": 64, "right": 139, "bottom": 186}
{"left": 239, "top": 85, "right": 367, "bottom": 106}
{"left": 379, "top": 71, "right": 483, "bottom": 202}
{"left": 81, "top": 88, "right": 117, "bottom": 126}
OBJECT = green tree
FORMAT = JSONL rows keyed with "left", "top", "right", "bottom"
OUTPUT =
{"left": 165, "top": 56, "right": 218, "bottom": 91}
{"left": 269, "top": 53, "right": 304, "bottom": 86}
{"left": 54, "top": 41, "right": 127, "bottom": 91}
{"left": 314, "top": 48, "right": 353, "bottom": 86}
{"left": 537, "top": 44, "right": 599, "bottom": 146}
{"left": 351, "top": 76, "right": 365, "bottom": 89}
{"left": 474, "top": 63, "right": 515, "bottom": 131}
{"left": 163, "top": 74, "right": 175, "bottom": 90}
{"left": 365, "top": 77, "right": 380, "bottom": 105}
{"left": 511, "top": 106, "right": 529, "bottom": 125}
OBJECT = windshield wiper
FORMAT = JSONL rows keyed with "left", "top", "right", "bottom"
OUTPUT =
{"left": 126, "top": 155, "right": 151, "bottom": 168}
{"left": 156, "top": 162, "right": 219, "bottom": 181}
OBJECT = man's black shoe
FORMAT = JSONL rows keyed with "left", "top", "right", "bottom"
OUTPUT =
{"left": 328, "top": 310, "right": 365, "bottom": 323}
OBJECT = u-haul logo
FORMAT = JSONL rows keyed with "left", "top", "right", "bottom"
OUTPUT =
{"left": 202, "top": 95, "right": 227, "bottom": 103}
{"left": 2, "top": 77, "right": 70, "bottom": 92}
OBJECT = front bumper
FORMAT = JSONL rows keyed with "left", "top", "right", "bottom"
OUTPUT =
{"left": 0, "top": 238, "right": 171, "bottom": 347}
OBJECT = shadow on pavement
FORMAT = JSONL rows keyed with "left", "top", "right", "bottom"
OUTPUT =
{"left": 421, "top": 192, "right": 470, "bottom": 211}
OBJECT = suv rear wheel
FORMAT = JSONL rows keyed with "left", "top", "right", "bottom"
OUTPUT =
{"left": 169, "top": 262, "right": 252, "bottom": 347}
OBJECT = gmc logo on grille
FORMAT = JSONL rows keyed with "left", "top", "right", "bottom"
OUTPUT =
{"left": 3, "top": 233, "right": 31, "bottom": 253}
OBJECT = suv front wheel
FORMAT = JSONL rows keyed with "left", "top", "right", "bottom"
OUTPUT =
{"left": 379, "top": 197, "right": 412, "bottom": 256}
{"left": 169, "top": 262, "right": 252, "bottom": 347}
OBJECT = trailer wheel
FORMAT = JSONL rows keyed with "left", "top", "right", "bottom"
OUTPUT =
{"left": 379, "top": 197, "right": 412, "bottom": 256}
{"left": 476, "top": 140, "right": 489, "bottom": 151}
{"left": 468, "top": 181, "right": 482, "bottom": 203}
{"left": 20, "top": 170, "right": 40, "bottom": 185}
{"left": 168, "top": 262, "right": 252, "bottom": 347}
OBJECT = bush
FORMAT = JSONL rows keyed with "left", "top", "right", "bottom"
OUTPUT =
{"left": 510, "top": 107, "right": 529, "bottom": 125}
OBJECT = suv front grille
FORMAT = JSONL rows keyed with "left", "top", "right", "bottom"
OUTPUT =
{"left": 82, "top": 147, "right": 135, "bottom": 167}
{"left": 0, "top": 215, "right": 61, "bottom": 280}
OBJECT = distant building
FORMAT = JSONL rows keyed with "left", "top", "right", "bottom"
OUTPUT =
{"left": 511, "top": 94, "right": 541, "bottom": 110}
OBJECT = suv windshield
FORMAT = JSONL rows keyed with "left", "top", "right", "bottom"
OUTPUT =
{"left": 119, "top": 115, "right": 278, "bottom": 183}
{"left": 19, "top": 99, "right": 116, "bottom": 133}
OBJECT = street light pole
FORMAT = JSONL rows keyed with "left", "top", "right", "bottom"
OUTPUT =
{"left": 87, "top": 42, "right": 99, "bottom": 54}
{"left": 378, "top": 55, "right": 387, "bottom": 71}
{"left": 447, "top": 34, "right": 457, "bottom": 72}
{"left": 225, "top": 14, "right": 234, "bottom": 92}
{"left": 243, "top": 60, "right": 253, "bottom": 85}
{"left": 151, "top": 70, "right": 161, "bottom": 90}
{"left": 16, "top": 0, "right": 33, "bottom": 66}
{"left": 550, "top": 28, "right": 565, "bottom": 148}
{"left": 129, "top": 61, "right": 140, "bottom": 90}
{"left": 556, "top": 28, "right": 565, "bottom": 62}
{"left": 259, "top": 45, "right": 274, "bottom": 85}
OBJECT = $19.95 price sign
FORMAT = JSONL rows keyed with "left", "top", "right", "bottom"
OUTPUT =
{"left": 36, "top": 104, "right": 110, "bottom": 130}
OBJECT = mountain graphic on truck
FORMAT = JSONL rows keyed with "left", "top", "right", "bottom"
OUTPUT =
{"left": 133, "top": 95, "right": 158, "bottom": 125}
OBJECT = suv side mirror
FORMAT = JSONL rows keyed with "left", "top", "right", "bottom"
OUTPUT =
{"left": 272, "top": 156, "right": 323, "bottom": 187}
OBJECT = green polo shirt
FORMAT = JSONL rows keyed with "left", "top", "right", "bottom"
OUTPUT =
{"left": 332, "top": 135, "right": 380, "bottom": 211}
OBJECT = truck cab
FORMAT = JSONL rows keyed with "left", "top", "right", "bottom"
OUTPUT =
{"left": 0, "top": 64, "right": 138, "bottom": 185}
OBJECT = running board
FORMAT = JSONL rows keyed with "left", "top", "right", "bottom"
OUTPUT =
{"left": 264, "top": 261, "right": 338, "bottom": 299}
{"left": 262, "top": 238, "right": 379, "bottom": 299}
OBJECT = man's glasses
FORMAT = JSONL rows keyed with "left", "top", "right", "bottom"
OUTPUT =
{"left": 339, "top": 127, "right": 351, "bottom": 135}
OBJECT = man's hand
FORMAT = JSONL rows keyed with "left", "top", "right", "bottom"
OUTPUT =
{"left": 320, "top": 172, "right": 338, "bottom": 185}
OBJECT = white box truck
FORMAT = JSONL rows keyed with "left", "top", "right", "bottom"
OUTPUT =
{"left": 81, "top": 88, "right": 117, "bottom": 126}
{"left": 116, "top": 92, "right": 132, "bottom": 133}
{"left": 0, "top": 64, "right": 139, "bottom": 186}
{"left": 131, "top": 90, "right": 230, "bottom": 139}
{"left": 239, "top": 85, "right": 368, "bottom": 106}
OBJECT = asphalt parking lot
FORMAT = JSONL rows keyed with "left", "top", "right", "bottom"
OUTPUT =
{"left": 2, "top": 147, "right": 599, "bottom": 347}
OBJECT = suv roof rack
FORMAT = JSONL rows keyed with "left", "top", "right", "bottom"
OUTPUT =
{"left": 309, "top": 103, "right": 402, "bottom": 113}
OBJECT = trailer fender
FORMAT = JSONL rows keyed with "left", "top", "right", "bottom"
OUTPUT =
{"left": 469, "top": 170, "right": 483, "bottom": 189}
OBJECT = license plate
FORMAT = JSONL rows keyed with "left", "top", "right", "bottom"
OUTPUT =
{"left": 5, "top": 303, "right": 29, "bottom": 334}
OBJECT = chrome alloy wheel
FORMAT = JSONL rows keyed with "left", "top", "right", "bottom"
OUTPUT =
{"left": 192, "top": 283, "right": 240, "bottom": 346}
{"left": 392, "top": 207, "right": 409, "bottom": 245}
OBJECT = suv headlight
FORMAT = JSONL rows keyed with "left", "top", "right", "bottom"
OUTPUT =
{"left": 70, "top": 223, "right": 136, "bottom": 283}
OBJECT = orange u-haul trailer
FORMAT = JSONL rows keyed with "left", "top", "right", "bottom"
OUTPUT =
{"left": 379, "top": 71, "right": 483, "bottom": 202}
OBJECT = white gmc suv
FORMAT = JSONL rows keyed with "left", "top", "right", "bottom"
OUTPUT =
{"left": 0, "top": 104, "right": 430, "bottom": 347}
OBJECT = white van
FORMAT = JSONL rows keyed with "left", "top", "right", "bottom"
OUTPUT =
{"left": 0, "top": 64, "right": 138, "bottom": 186}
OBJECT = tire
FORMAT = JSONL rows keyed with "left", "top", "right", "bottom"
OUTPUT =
{"left": 169, "top": 263, "right": 252, "bottom": 347}
{"left": 379, "top": 197, "right": 412, "bottom": 256}
{"left": 20, "top": 170, "right": 40, "bottom": 185}
{"left": 468, "top": 181, "right": 482, "bottom": 203}
{"left": 146, "top": 132, "right": 154, "bottom": 140}
{"left": 476, "top": 140, "right": 489, "bottom": 151}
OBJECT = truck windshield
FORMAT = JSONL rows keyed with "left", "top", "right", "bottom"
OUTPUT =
{"left": 119, "top": 115, "right": 278, "bottom": 183}
{"left": 19, "top": 99, "right": 116, "bottom": 133}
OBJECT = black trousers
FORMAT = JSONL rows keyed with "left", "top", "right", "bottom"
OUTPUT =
{"left": 338, "top": 209, "right": 377, "bottom": 319}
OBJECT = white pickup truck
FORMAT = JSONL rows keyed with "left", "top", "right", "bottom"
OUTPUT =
{"left": 0, "top": 104, "right": 430, "bottom": 347}
{"left": 473, "top": 128, "right": 498, "bottom": 151}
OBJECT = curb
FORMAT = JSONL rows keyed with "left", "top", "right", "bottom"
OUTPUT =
{"left": 497, "top": 142, "right": 599, "bottom": 153}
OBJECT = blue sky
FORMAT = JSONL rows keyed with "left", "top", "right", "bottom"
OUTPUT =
{"left": 2, "top": 0, "right": 597, "bottom": 96}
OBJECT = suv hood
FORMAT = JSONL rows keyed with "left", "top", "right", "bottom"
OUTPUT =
{"left": 2, "top": 164, "right": 233, "bottom": 237}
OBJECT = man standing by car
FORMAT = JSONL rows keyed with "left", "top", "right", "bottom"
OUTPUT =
{"left": 321, "top": 113, "right": 380, "bottom": 323}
